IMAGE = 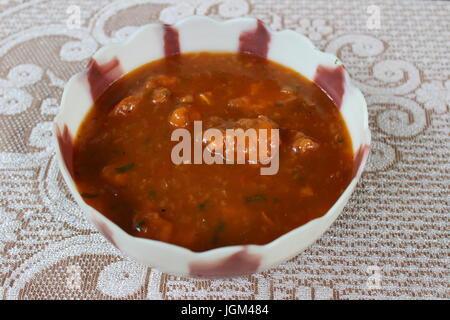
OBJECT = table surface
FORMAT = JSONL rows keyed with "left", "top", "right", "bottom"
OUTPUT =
{"left": 0, "top": 0, "right": 449, "bottom": 300}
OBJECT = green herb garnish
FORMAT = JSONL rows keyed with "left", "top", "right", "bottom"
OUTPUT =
{"left": 198, "top": 198, "right": 211, "bottom": 211}
{"left": 135, "top": 221, "right": 145, "bottom": 232}
{"left": 175, "top": 101, "right": 193, "bottom": 106}
{"left": 111, "top": 149, "right": 125, "bottom": 156}
{"left": 275, "top": 101, "right": 285, "bottom": 107}
{"left": 148, "top": 190, "right": 157, "bottom": 199}
{"left": 81, "top": 193, "right": 98, "bottom": 199}
{"left": 115, "top": 162, "right": 134, "bottom": 174}
{"left": 212, "top": 220, "right": 225, "bottom": 245}
{"left": 244, "top": 194, "right": 267, "bottom": 203}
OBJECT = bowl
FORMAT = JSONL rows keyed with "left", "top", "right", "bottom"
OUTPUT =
{"left": 53, "top": 16, "right": 371, "bottom": 278}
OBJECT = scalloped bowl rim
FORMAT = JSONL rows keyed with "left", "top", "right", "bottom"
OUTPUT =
{"left": 53, "top": 16, "right": 371, "bottom": 272}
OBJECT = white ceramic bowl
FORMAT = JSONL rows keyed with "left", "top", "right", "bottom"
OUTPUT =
{"left": 53, "top": 16, "right": 370, "bottom": 278}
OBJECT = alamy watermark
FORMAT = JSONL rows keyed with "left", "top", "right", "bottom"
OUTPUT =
{"left": 366, "top": 265, "right": 382, "bottom": 289}
{"left": 66, "top": 5, "right": 82, "bottom": 29}
{"left": 367, "top": 5, "right": 381, "bottom": 30}
{"left": 66, "top": 264, "right": 82, "bottom": 290}
{"left": 171, "top": 121, "right": 280, "bottom": 175}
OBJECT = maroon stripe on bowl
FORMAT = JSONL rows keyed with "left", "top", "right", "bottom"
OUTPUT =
{"left": 92, "top": 218, "right": 118, "bottom": 248}
{"left": 189, "top": 247, "right": 261, "bottom": 278}
{"left": 87, "top": 57, "right": 123, "bottom": 102}
{"left": 353, "top": 144, "right": 370, "bottom": 179}
{"left": 314, "top": 65, "right": 345, "bottom": 109}
{"left": 239, "top": 19, "right": 270, "bottom": 58}
{"left": 163, "top": 24, "right": 180, "bottom": 57}
{"left": 55, "top": 123, "right": 74, "bottom": 179}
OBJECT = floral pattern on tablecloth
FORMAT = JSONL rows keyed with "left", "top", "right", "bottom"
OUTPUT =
{"left": 0, "top": 0, "right": 449, "bottom": 299}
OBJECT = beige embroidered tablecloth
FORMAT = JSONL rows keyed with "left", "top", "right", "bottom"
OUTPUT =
{"left": 0, "top": 0, "right": 449, "bottom": 300}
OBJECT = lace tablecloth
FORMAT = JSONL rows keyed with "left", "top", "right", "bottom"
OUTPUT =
{"left": 0, "top": 0, "right": 449, "bottom": 300}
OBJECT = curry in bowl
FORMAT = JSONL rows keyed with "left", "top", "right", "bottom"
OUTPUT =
{"left": 73, "top": 52, "right": 353, "bottom": 252}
